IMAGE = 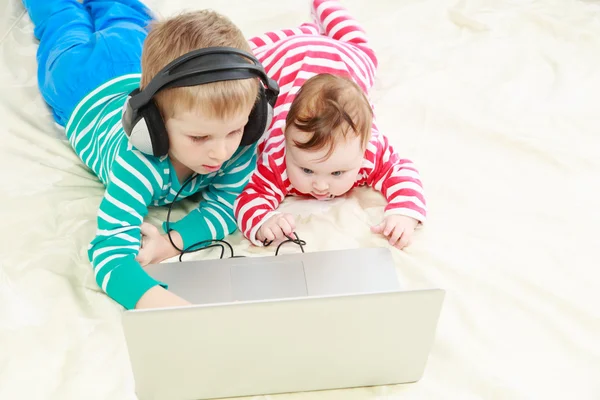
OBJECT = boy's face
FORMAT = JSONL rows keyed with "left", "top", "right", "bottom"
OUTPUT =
{"left": 165, "top": 108, "right": 251, "bottom": 175}
{"left": 285, "top": 127, "right": 365, "bottom": 200}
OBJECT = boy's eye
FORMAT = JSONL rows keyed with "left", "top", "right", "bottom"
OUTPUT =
{"left": 190, "top": 135, "right": 208, "bottom": 142}
{"left": 331, "top": 171, "right": 344, "bottom": 176}
{"left": 229, "top": 129, "right": 243, "bottom": 136}
{"left": 301, "top": 168, "right": 314, "bottom": 175}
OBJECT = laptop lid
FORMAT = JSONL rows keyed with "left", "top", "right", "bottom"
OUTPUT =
{"left": 122, "top": 289, "right": 445, "bottom": 400}
{"left": 143, "top": 247, "right": 401, "bottom": 304}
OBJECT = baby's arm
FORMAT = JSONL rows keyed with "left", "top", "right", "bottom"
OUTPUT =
{"left": 234, "top": 152, "right": 289, "bottom": 246}
{"left": 89, "top": 153, "right": 188, "bottom": 309}
{"left": 363, "top": 126, "right": 426, "bottom": 249}
{"left": 165, "top": 144, "right": 259, "bottom": 248}
{"left": 366, "top": 126, "right": 427, "bottom": 221}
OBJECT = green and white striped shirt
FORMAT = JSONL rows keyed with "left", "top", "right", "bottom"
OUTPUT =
{"left": 65, "top": 74, "right": 257, "bottom": 309}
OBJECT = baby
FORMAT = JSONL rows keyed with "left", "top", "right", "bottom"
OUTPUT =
{"left": 235, "top": 0, "right": 426, "bottom": 249}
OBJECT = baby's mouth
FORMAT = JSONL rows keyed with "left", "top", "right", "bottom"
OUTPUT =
{"left": 311, "top": 192, "right": 333, "bottom": 200}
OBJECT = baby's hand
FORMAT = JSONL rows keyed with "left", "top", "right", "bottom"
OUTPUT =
{"left": 256, "top": 213, "right": 296, "bottom": 244}
{"left": 371, "top": 215, "right": 419, "bottom": 250}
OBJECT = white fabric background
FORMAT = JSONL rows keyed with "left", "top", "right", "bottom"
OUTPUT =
{"left": 0, "top": 0, "right": 598, "bottom": 399}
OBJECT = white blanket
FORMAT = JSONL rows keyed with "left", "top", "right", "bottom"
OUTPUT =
{"left": 1, "top": 0, "right": 599, "bottom": 399}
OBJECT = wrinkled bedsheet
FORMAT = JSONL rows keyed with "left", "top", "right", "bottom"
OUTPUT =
{"left": 0, "top": 0, "right": 599, "bottom": 399}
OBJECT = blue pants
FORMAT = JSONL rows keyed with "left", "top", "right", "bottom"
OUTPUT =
{"left": 24, "top": 0, "right": 154, "bottom": 126}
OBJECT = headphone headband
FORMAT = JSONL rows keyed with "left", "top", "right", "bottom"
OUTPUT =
{"left": 129, "top": 47, "right": 279, "bottom": 110}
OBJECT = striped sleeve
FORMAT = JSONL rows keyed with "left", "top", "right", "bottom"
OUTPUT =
{"left": 365, "top": 127, "right": 427, "bottom": 223}
{"left": 88, "top": 147, "right": 164, "bottom": 310}
{"left": 166, "top": 144, "right": 258, "bottom": 248}
{"left": 234, "top": 152, "right": 289, "bottom": 246}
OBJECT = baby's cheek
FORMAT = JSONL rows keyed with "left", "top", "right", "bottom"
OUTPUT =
{"left": 334, "top": 177, "right": 355, "bottom": 195}
{"left": 288, "top": 170, "right": 307, "bottom": 191}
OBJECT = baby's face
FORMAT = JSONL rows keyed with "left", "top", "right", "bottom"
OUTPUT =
{"left": 285, "top": 127, "right": 365, "bottom": 200}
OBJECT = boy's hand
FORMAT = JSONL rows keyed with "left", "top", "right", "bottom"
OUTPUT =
{"left": 371, "top": 215, "right": 419, "bottom": 250}
{"left": 256, "top": 213, "right": 296, "bottom": 244}
{"left": 135, "top": 285, "right": 192, "bottom": 309}
{"left": 136, "top": 223, "right": 182, "bottom": 266}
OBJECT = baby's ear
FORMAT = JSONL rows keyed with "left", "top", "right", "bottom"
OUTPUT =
{"left": 364, "top": 130, "right": 373, "bottom": 146}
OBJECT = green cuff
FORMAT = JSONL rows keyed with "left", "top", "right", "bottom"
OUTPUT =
{"left": 163, "top": 212, "right": 212, "bottom": 250}
{"left": 107, "top": 259, "right": 167, "bottom": 310}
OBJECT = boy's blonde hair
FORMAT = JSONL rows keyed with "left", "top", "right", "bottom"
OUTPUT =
{"left": 285, "top": 74, "right": 373, "bottom": 159}
{"left": 141, "top": 10, "right": 259, "bottom": 120}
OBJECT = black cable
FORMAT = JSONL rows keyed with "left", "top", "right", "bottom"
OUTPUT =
{"left": 178, "top": 241, "right": 226, "bottom": 261}
{"left": 263, "top": 232, "right": 306, "bottom": 255}
{"left": 161, "top": 173, "right": 306, "bottom": 260}
{"left": 165, "top": 173, "right": 196, "bottom": 252}
{"left": 163, "top": 174, "right": 228, "bottom": 260}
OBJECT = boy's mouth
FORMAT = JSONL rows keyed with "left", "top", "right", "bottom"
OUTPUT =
{"left": 202, "top": 164, "right": 222, "bottom": 172}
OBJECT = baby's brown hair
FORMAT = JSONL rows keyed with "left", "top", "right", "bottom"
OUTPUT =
{"left": 285, "top": 74, "right": 373, "bottom": 159}
{"left": 141, "top": 10, "right": 259, "bottom": 120}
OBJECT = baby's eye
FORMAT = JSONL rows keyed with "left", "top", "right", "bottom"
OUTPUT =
{"left": 331, "top": 171, "right": 344, "bottom": 176}
{"left": 301, "top": 168, "right": 314, "bottom": 175}
{"left": 228, "top": 129, "right": 243, "bottom": 136}
{"left": 190, "top": 135, "right": 208, "bottom": 142}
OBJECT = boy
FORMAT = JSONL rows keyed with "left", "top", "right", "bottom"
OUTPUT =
{"left": 235, "top": 0, "right": 427, "bottom": 249}
{"left": 24, "top": 0, "right": 276, "bottom": 309}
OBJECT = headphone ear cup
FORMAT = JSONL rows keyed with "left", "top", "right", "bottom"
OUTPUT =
{"left": 138, "top": 100, "right": 170, "bottom": 157}
{"left": 241, "top": 86, "right": 272, "bottom": 146}
{"left": 126, "top": 111, "right": 153, "bottom": 156}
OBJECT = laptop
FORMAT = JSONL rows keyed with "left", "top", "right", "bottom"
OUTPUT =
{"left": 122, "top": 247, "right": 445, "bottom": 400}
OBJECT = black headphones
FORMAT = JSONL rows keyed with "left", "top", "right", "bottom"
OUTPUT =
{"left": 121, "top": 47, "right": 280, "bottom": 157}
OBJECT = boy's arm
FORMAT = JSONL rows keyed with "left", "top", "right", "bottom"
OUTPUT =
{"left": 234, "top": 153, "right": 288, "bottom": 246}
{"left": 90, "top": 152, "right": 174, "bottom": 310}
{"left": 165, "top": 145, "right": 259, "bottom": 249}
{"left": 365, "top": 126, "right": 427, "bottom": 223}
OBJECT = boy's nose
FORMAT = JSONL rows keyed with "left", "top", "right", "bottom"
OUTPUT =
{"left": 209, "top": 143, "right": 227, "bottom": 161}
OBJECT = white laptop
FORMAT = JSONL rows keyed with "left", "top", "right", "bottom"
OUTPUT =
{"left": 122, "top": 247, "right": 445, "bottom": 400}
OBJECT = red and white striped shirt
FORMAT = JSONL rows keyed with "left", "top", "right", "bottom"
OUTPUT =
{"left": 235, "top": 0, "right": 426, "bottom": 245}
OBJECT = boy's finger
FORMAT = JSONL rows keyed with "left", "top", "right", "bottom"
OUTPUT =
{"left": 135, "top": 251, "right": 148, "bottom": 266}
{"left": 140, "top": 222, "right": 154, "bottom": 236}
